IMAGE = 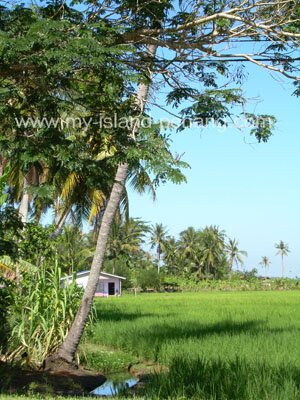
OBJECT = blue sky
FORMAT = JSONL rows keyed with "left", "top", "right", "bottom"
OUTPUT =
{"left": 128, "top": 64, "right": 300, "bottom": 277}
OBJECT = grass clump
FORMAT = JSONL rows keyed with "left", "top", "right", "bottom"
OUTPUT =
{"left": 80, "top": 345, "right": 135, "bottom": 373}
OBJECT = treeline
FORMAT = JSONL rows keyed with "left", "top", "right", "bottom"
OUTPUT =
{"left": 0, "top": 210, "right": 243, "bottom": 280}
{"left": 1, "top": 207, "right": 290, "bottom": 291}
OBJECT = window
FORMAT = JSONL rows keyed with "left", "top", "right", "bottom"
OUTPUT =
{"left": 96, "top": 282, "right": 104, "bottom": 293}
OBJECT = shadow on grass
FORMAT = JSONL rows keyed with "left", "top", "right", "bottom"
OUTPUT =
{"left": 149, "top": 319, "right": 264, "bottom": 342}
{"left": 94, "top": 307, "right": 156, "bottom": 322}
{"left": 145, "top": 357, "right": 300, "bottom": 400}
{"left": 113, "top": 319, "right": 299, "bottom": 362}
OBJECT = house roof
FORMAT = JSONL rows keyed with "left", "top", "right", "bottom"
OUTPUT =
{"left": 61, "top": 270, "right": 126, "bottom": 280}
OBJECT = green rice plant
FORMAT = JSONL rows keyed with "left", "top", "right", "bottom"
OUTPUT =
{"left": 146, "top": 356, "right": 300, "bottom": 399}
{"left": 84, "top": 291, "right": 300, "bottom": 398}
{"left": 5, "top": 260, "right": 83, "bottom": 367}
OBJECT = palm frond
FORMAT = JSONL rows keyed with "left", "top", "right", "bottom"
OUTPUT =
{"left": 61, "top": 172, "right": 80, "bottom": 200}
{"left": 0, "top": 260, "right": 16, "bottom": 280}
{"left": 128, "top": 165, "right": 157, "bottom": 201}
{"left": 88, "top": 190, "right": 106, "bottom": 224}
{"left": 8, "top": 163, "right": 24, "bottom": 201}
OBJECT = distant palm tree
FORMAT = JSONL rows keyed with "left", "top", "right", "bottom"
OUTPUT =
{"left": 226, "top": 238, "right": 248, "bottom": 271}
{"left": 259, "top": 256, "right": 271, "bottom": 276}
{"left": 200, "top": 226, "right": 226, "bottom": 278}
{"left": 178, "top": 227, "right": 200, "bottom": 261}
{"left": 275, "top": 241, "right": 290, "bottom": 277}
{"left": 107, "top": 218, "right": 149, "bottom": 274}
{"left": 56, "top": 225, "right": 94, "bottom": 275}
{"left": 149, "top": 223, "right": 168, "bottom": 273}
{"left": 163, "top": 236, "right": 177, "bottom": 272}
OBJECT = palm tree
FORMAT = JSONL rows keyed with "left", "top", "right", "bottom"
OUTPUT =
{"left": 149, "top": 223, "right": 168, "bottom": 273}
{"left": 56, "top": 225, "right": 94, "bottom": 275}
{"left": 178, "top": 227, "right": 200, "bottom": 258}
{"left": 275, "top": 241, "right": 290, "bottom": 277}
{"left": 163, "top": 236, "right": 179, "bottom": 274}
{"left": 176, "top": 227, "right": 202, "bottom": 275}
{"left": 200, "top": 226, "right": 226, "bottom": 278}
{"left": 226, "top": 238, "right": 248, "bottom": 271}
{"left": 107, "top": 217, "right": 149, "bottom": 274}
{"left": 259, "top": 256, "right": 271, "bottom": 276}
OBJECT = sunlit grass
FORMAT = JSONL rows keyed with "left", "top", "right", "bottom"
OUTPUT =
{"left": 86, "top": 291, "right": 300, "bottom": 399}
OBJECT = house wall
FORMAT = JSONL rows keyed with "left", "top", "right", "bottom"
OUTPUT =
{"left": 75, "top": 275, "right": 89, "bottom": 288}
{"left": 70, "top": 274, "right": 121, "bottom": 297}
{"left": 95, "top": 276, "right": 121, "bottom": 297}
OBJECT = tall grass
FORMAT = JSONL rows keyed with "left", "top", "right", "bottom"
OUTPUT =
{"left": 148, "top": 357, "right": 300, "bottom": 400}
{"left": 87, "top": 291, "right": 300, "bottom": 399}
{"left": 5, "top": 262, "right": 83, "bottom": 367}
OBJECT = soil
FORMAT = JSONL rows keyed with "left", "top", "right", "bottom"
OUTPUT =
{"left": 0, "top": 361, "right": 106, "bottom": 396}
{"left": 0, "top": 360, "right": 164, "bottom": 396}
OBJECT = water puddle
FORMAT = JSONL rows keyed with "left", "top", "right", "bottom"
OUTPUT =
{"left": 90, "top": 373, "right": 139, "bottom": 396}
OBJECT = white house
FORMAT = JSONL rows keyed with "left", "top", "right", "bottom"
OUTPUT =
{"left": 62, "top": 270, "right": 126, "bottom": 297}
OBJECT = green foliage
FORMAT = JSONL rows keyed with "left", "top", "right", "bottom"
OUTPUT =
{"left": 0, "top": 277, "right": 13, "bottom": 353}
{"left": 245, "top": 113, "right": 277, "bottom": 143}
{"left": 164, "top": 225, "right": 231, "bottom": 279}
{"left": 18, "top": 224, "right": 56, "bottom": 266}
{"left": 137, "top": 267, "right": 162, "bottom": 291}
{"left": 0, "top": 163, "right": 9, "bottom": 206}
{"left": 0, "top": 207, "right": 23, "bottom": 259}
{"left": 177, "top": 89, "right": 245, "bottom": 130}
{"left": 56, "top": 225, "right": 93, "bottom": 274}
{"left": 161, "top": 274, "right": 300, "bottom": 292}
{"left": 81, "top": 346, "right": 134, "bottom": 373}
{"left": 0, "top": 2, "right": 190, "bottom": 226}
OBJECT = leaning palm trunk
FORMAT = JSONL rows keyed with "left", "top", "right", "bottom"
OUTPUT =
{"left": 51, "top": 206, "right": 71, "bottom": 239}
{"left": 45, "top": 44, "right": 157, "bottom": 369}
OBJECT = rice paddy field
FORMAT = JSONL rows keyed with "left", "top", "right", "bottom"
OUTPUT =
{"left": 84, "top": 291, "right": 300, "bottom": 399}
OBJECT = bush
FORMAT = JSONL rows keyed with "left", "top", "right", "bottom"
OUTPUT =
{"left": 137, "top": 268, "right": 162, "bottom": 291}
{"left": 161, "top": 274, "right": 300, "bottom": 292}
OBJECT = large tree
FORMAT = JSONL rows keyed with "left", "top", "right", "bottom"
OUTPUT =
{"left": 2, "top": 0, "right": 300, "bottom": 369}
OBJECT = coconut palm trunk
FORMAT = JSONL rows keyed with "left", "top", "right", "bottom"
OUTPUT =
{"left": 157, "top": 246, "right": 162, "bottom": 274}
{"left": 19, "top": 178, "right": 29, "bottom": 223}
{"left": 46, "top": 44, "right": 157, "bottom": 369}
{"left": 0, "top": 156, "right": 4, "bottom": 177}
{"left": 51, "top": 207, "right": 71, "bottom": 239}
